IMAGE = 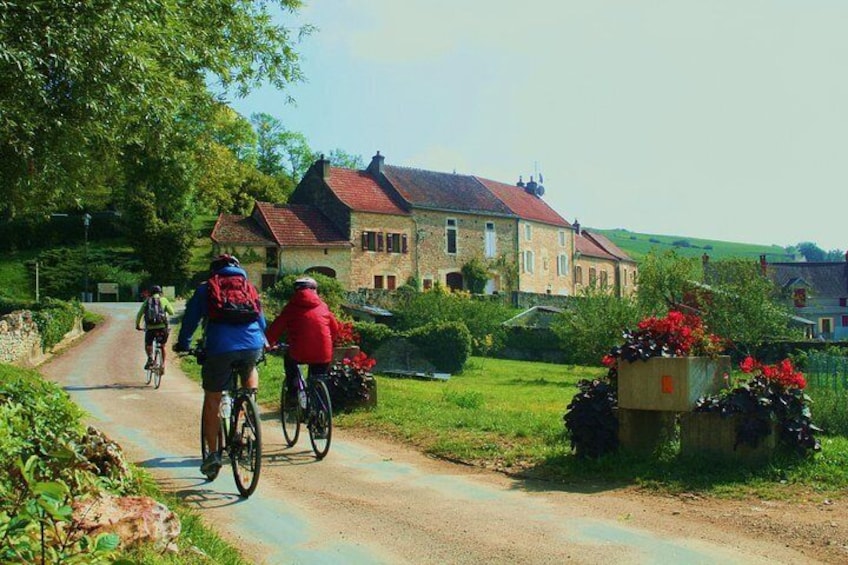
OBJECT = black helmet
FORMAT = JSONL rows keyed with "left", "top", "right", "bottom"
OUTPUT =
{"left": 150, "top": 285, "right": 162, "bottom": 294}
{"left": 294, "top": 276, "right": 318, "bottom": 290}
{"left": 210, "top": 253, "right": 240, "bottom": 272}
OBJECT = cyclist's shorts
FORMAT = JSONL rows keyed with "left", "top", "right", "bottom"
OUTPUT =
{"left": 144, "top": 328, "right": 170, "bottom": 346}
{"left": 202, "top": 348, "right": 263, "bottom": 392}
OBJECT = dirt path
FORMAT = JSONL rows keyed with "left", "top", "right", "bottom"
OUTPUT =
{"left": 40, "top": 303, "right": 848, "bottom": 564}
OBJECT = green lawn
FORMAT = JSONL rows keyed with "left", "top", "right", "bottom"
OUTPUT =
{"left": 0, "top": 249, "right": 38, "bottom": 302}
{"left": 178, "top": 352, "right": 848, "bottom": 499}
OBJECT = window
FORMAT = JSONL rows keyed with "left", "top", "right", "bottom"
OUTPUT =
{"left": 446, "top": 218, "right": 457, "bottom": 254}
{"left": 423, "top": 278, "right": 433, "bottom": 290}
{"left": 557, "top": 254, "right": 568, "bottom": 276}
{"left": 524, "top": 223, "right": 532, "bottom": 241}
{"left": 631, "top": 270, "right": 637, "bottom": 285}
{"left": 361, "top": 231, "right": 377, "bottom": 252}
{"left": 484, "top": 222, "right": 496, "bottom": 258}
{"left": 387, "top": 233, "right": 401, "bottom": 253}
{"left": 523, "top": 250, "right": 535, "bottom": 274}
{"left": 374, "top": 275, "right": 384, "bottom": 289}
{"left": 622, "top": 268, "right": 627, "bottom": 286}
{"left": 589, "top": 267, "right": 597, "bottom": 285}
{"left": 821, "top": 317, "right": 833, "bottom": 335}
{"left": 558, "top": 230, "right": 566, "bottom": 247}
{"left": 842, "top": 315, "right": 848, "bottom": 327}
{"left": 575, "top": 265, "right": 583, "bottom": 285}
{"left": 387, "top": 275, "right": 397, "bottom": 290}
{"left": 840, "top": 297, "right": 847, "bottom": 307}
{"left": 793, "top": 288, "right": 807, "bottom": 307}
{"left": 599, "top": 270, "right": 608, "bottom": 287}
{"left": 265, "top": 247, "right": 278, "bottom": 268}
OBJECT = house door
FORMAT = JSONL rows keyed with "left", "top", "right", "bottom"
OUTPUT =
{"left": 445, "top": 272, "right": 464, "bottom": 292}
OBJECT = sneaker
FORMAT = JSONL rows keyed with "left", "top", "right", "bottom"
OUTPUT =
{"left": 200, "top": 452, "right": 222, "bottom": 477}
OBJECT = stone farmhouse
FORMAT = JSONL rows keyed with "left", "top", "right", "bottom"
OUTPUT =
{"left": 210, "top": 152, "right": 637, "bottom": 298}
{"left": 761, "top": 253, "right": 848, "bottom": 340}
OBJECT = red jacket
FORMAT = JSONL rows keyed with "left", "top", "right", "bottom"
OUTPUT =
{"left": 265, "top": 290, "right": 340, "bottom": 364}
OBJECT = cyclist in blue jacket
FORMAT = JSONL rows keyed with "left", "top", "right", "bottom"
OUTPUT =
{"left": 174, "top": 254, "right": 267, "bottom": 477}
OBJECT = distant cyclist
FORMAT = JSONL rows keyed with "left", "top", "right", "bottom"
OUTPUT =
{"left": 265, "top": 276, "right": 341, "bottom": 405}
{"left": 174, "top": 254, "right": 267, "bottom": 477}
{"left": 135, "top": 285, "right": 175, "bottom": 372}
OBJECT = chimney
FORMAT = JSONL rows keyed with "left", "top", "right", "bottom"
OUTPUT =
{"left": 702, "top": 253, "right": 710, "bottom": 268}
{"left": 759, "top": 254, "right": 767, "bottom": 276}
{"left": 573, "top": 219, "right": 581, "bottom": 236}
{"left": 367, "top": 150, "right": 385, "bottom": 176}
{"left": 516, "top": 175, "right": 525, "bottom": 188}
{"left": 317, "top": 153, "right": 330, "bottom": 179}
{"left": 525, "top": 175, "right": 537, "bottom": 195}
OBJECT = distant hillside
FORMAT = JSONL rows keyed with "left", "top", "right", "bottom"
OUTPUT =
{"left": 588, "top": 228, "right": 798, "bottom": 263}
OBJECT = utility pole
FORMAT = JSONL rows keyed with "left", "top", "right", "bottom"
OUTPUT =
{"left": 83, "top": 213, "right": 91, "bottom": 301}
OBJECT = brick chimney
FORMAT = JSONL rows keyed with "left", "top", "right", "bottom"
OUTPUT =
{"left": 759, "top": 254, "right": 767, "bottom": 276}
{"left": 367, "top": 150, "right": 385, "bottom": 176}
{"left": 702, "top": 253, "right": 710, "bottom": 267}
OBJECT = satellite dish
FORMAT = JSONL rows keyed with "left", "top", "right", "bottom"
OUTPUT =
{"left": 535, "top": 184, "right": 545, "bottom": 197}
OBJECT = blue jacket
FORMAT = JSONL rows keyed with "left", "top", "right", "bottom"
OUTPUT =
{"left": 177, "top": 265, "right": 267, "bottom": 354}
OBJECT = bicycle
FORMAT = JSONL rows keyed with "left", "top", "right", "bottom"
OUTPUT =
{"left": 183, "top": 348, "right": 263, "bottom": 497}
{"left": 275, "top": 348, "right": 333, "bottom": 460}
{"left": 140, "top": 329, "right": 165, "bottom": 389}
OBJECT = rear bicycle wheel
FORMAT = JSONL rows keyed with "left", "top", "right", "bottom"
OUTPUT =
{"left": 200, "top": 410, "right": 225, "bottom": 481}
{"left": 232, "top": 394, "right": 262, "bottom": 497}
{"left": 153, "top": 344, "right": 164, "bottom": 389}
{"left": 280, "top": 379, "right": 301, "bottom": 447}
{"left": 308, "top": 379, "right": 333, "bottom": 460}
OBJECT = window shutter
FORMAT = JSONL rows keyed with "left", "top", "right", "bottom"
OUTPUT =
{"left": 361, "top": 232, "right": 368, "bottom": 250}
{"left": 402, "top": 234, "right": 408, "bottom": 253}
{"left": 387, "top": 234, "right": 394, "bottom": 253}
{"left": 377, "top": 232, "right": 384, "bottom": 252}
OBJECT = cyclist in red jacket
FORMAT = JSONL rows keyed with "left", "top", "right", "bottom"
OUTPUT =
{"left": 265, "top": 277, "right": 340, "bottom": 399}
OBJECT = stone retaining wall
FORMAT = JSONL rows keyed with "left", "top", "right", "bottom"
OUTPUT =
{"left": 0, "top": 310, "right": 84, "bottom": 367}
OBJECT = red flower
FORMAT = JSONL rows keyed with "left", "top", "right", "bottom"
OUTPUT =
{"left": 333, "top": 321, "right": 360, "bottom": 347}
{"left": 739, "top": 356, "right": 806, "bottom": 390}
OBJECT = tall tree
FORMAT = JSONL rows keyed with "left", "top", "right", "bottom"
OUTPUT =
{"left": 0, "top": 0, "right": 311, "bottom": 219}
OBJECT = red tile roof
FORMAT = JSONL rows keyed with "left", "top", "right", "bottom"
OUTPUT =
{"left": 211, "top": 214, "right": 276, "bottom": 245}
{"left": 475, "top": 177, "right": 571, "bottom": 228}
{"left": 325, "top": 167, "right": 408, "bottom": 215}
{"left": 575, "top": 231, "right": 618, "bottom": 260}
{"left": 584, "top": 232, "right": 635, "bottom": 262}
{"left": 253, "top": 202, "right": 351, "bottom": 247}
{"left": 383, "top": 165, "right": 513, "bottom": 215}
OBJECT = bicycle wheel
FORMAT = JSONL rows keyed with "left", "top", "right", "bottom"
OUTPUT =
{"left": 307, "top": 379, "right": 333, "bottom": 460}
{"left": 200, "top": 410, "right": 225, "bottom": 481}
{"left": 280, "top": 378, "right": 301, "bottom": 447}
{"left": 231, "top": 394, "right": 262, "bottom": 497}
{"left": 145, "top": 353, "right": 154, "bottom": 385}
{"left": 152, "top": 344, "right": 164, "bottom": 389}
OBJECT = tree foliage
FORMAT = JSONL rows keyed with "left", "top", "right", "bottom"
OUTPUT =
{"left": 636, "top": 250, "right": 700, "bottom": 314}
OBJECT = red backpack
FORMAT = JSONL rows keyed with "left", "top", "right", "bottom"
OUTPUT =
{"left": 206, "top": 273, "right": 261, "bottom": 324}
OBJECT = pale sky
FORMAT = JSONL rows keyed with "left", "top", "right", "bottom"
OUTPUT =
{"left": 228, "top": 0, "right": 847, "bottom": 252}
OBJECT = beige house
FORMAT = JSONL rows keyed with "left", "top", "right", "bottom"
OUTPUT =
{"left": 573, "top": 222, "right": 638, "bottom": 297}
{"left": 212, "top": 152, "right": 635, "bottom": 296}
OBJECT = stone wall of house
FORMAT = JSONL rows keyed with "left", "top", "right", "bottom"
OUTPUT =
{"left": 574, "top": 255, "right": 628, "bottom": 297}
{"left": 278, "top": 247, "right": 353, "bottom": 288}
{"left": 0, "top": 310, "right": 84, "bottom": 366}
{"left": 414, "top": 210, "right": 516, "bottom": 292}
{"left": 518, "top": 221, "right": 573, "bottom": 295}
{"left": 349, "top": 212, "right": 415, "bottom": 290}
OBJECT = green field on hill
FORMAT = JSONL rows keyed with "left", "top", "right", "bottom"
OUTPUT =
{"left": 589, "top": 228, "right": 799, "bottom": 262}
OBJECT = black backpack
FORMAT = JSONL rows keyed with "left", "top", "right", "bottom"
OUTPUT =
{"left": 144, "top": 296, "right": 168, "bottom": 325}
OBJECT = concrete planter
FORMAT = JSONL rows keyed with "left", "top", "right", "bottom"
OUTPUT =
{"left": 679, "top": 412, "right": 777, "bottom": 463}
{"left": 618, "top": 356, "right": 731, "bottom": 412}
{"left": 332, "top": 345, "right": 361, "bottom": 363}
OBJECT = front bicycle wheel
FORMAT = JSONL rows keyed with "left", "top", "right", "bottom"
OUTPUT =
{"left": 153, "top": 345, "right": 164, "bottom": 389}
{"left": 200, "top": 411, "right": 225, "bottom": 482}
{"left": 232, "top": 394, "right": 262, "bottom": 497}
{"left": 308, "top": 379, "right": 333, "bottom": 460}
{"left": 280, "top": 379, "right": 301, "bottom": 447}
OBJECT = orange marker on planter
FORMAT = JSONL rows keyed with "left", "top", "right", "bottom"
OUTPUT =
{"left": 661, "top": 375, "right": 674, "bottom": 394}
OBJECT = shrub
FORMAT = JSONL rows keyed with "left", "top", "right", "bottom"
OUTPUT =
{"left": 405, "top": 321, "right": 472, "bottom": 373}
{"left": 563, "top": 379, "right": 618, "bottom": 458}
{"left": 353, "top": 321, "right": 396, "bottom": 354}
{"left": 31, "top": 298, "right": 84, "bottom": 350}
{"left": 461, "top": 257, "right": 489, "bottom": 294}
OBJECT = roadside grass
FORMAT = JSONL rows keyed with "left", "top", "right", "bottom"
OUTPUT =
{"left": 0, "top": 249, "right": 38, "bottom": 302}
{"left": 177, "top": 351, "right": 848, "bottom": 500}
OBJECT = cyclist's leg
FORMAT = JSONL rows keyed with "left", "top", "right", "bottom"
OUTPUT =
{"left": 284, "top": 353, "right": 301, "bottom": 389}
{"left": 235, "top": 348, "right": 262, "bottom": 390}
{"left": 309, "top": 363, "right": 330, "bottom": 378}
{"left": 143, "top": 330, "right": 154, "bottom": 367}
{"left": 158, "top": 328, "right": 171, "bottom": 367}
{"left": 200, "top": 354, "right": 233, "bottom": 472}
